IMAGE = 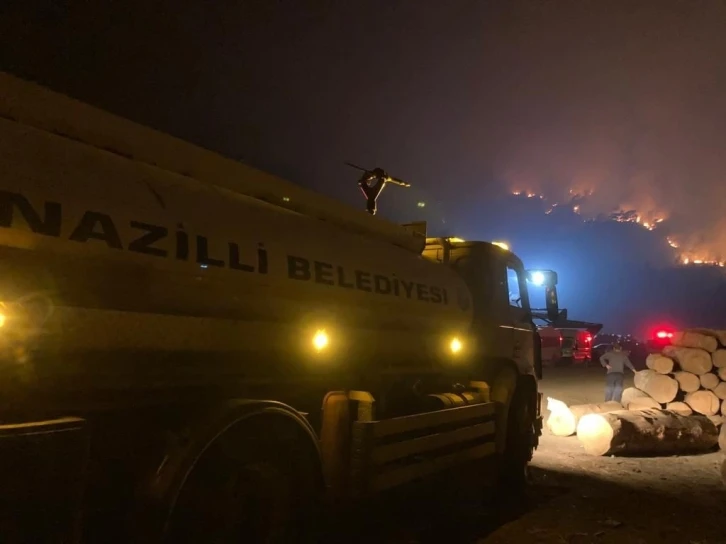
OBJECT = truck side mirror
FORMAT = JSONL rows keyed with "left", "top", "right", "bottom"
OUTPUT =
{"left": 526, "top": 269, "right": 558, "bottom": 287}
{"left": 545, "top": 285, "right": 559, "bottom": 321}
{"left": 526, "top": 269, "right": 560, "bottom": 321}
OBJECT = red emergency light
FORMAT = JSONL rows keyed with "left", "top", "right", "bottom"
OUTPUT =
{"left": 655, "top": 330, "right": 674, "bottom": 339}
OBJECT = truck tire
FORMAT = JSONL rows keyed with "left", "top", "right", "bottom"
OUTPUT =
{"left": 498, "top": 384, "right": 536, "bottom": 493}
{"left": 164, "top": 416, "right": 321, "bottom": 544}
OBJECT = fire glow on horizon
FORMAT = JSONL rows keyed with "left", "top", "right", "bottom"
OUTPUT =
{"left": 509, "top": 189, "right": 724, "bottom": 268}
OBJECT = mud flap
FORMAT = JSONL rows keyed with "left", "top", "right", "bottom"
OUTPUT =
{"left": 0, "top": 417, "right": 89, "bottom": 543}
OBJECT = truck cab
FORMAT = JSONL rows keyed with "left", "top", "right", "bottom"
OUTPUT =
{"left": 423, "top": 237, "right": 546, "bottom": 378}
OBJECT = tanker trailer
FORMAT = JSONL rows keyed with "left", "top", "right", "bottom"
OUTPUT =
{"left": 0, "top": 72, "right": 547, "bottom": 543}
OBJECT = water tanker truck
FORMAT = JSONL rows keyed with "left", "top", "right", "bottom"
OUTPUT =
{"left": 0, "top": 72, "right": 558, "bottom": 543}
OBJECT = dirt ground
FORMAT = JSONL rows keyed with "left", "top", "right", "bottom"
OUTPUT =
{"left": 336, "top": 365, "right": 725, "bottom": 544}
{"left": 483, "top": 366, "right": 726, "bottom": 544}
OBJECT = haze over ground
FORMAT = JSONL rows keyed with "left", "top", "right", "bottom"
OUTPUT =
{"left": 2, "top": 0, "right": 725, "bottom": 334}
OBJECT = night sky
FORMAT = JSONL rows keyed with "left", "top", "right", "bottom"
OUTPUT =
{"left": 3, "top": 0, "right": 726, "bottom": 335}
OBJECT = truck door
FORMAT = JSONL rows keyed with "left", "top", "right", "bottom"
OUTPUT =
{"left": 504, "top": 260, "right": 536, "bottom": 374}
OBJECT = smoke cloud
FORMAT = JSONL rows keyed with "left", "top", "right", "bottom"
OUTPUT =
{"left": 466, "top": 1, "right": 726, "bottom": 265}
{"left": 3, "top": 0, "right": 725, "bottom": 267}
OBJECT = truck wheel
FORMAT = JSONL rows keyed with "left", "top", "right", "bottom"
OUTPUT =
{"left": 499, "top": 385, "right": 535, "bottom": 493}
{"left": 165, "top": 418, "right": 320, "bottom": 544}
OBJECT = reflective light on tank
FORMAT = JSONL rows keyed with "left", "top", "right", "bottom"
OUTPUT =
{"left": 449, "top": 337, "right": 463, "bottom": 354}
{"left": 449, "top": 237, "right": 466, "bottom": 243}
{"left": 312, "top": 329, "right": 329, "bottom": 352}
{"left": 492, "top": 241, "right": 509, "bottom": 251}
{"left": 0, "top": 312, "right": 6, "bottom": 328}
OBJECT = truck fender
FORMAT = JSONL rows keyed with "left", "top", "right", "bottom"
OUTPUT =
{"left": 489, "top": 363, "right": 518, "bottom": 453}
{"left": 486, "top": 362, "right": 538, "bottom": 453}
{"left": 134, "top": 399, "right": 324, "bottom": 540}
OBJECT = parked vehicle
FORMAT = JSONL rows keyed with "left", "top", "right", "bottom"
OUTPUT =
{"left": 559, "top": 329, "right": 593, "bottom": 365}
{"left": 538, "top": 326, "right": 562, "bottom": 366}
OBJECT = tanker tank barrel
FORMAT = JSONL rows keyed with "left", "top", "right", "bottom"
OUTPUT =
{"left": 0, "top": 72, "right": 424, "bottom": 254}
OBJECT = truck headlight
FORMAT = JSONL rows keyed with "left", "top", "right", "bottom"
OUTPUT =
{"left": 312, "top": 329, "right": 329, "bottom": 352}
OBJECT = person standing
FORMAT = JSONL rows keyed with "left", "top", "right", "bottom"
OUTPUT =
{"left": 600, "top": 343, "right": 635, "bottom": 402}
